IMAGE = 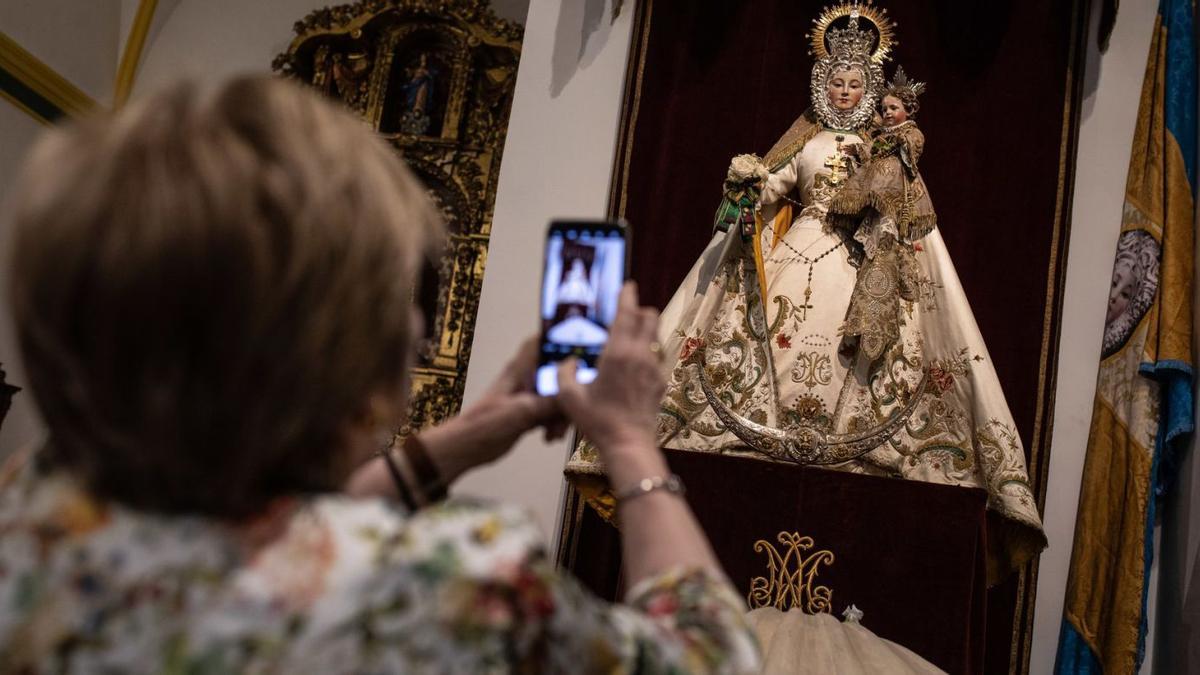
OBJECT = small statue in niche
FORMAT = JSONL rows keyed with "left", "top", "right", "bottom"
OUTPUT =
{"left": 399, "top": 54, "right": 438, "bottom": 135}
{"left": 319, "top": 48, "right": 373, "bottom": 110}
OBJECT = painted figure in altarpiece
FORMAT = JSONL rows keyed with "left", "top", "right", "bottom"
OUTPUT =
{"left": 567, "top": 2, "right": 1046, "bottom": 582}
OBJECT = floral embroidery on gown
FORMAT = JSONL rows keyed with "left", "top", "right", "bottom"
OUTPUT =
{"left": 0, "top": 450, "right": 760, "bottom": 673}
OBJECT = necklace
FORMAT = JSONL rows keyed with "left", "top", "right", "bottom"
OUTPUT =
{"left": 766, "top": 234, "right": 845, "bottom": 322}
{"left": 778, "top": 193, "right": 806, "bottom": 209}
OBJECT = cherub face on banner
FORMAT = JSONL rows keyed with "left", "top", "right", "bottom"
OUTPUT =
{"left": 1107, "top": 261, "right": 1136, "bottom": 323}
{"left": 1102, "top": 229, "right": 1161, "bottom": 358}
{"left": 827, "top": 68, "right": 866, "bottom": 111}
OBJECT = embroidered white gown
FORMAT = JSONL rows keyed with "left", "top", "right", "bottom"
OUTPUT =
{"left": 759, "top": 130, "right": 863, "bottom": 419}
{"left": 567, "top": 127, "right": 1045, "bottom": 580}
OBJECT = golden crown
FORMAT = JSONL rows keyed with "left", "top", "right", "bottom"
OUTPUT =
{"left": 807, "top": 0, "right": 897, "bottom": 66}
{"left": 885, "top": 66, "right": 926, "bottom": 99}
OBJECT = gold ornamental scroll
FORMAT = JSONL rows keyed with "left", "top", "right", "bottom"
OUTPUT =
{"left": 273, "top": 0, "right": 523, "bottom": 436}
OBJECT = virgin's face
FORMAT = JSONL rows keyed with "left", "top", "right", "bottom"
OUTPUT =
{"left": 881, "top": 95, "right": 908, "bottom": 126}
{"left": 826, "top": 69, "right": 865, "bottom": 111}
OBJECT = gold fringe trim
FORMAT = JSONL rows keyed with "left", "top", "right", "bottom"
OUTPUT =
{"left": 986, "top": 511, "right": 1049, "bottom": 587}
{"left": 828, "top": 189, "right": 937, "bottom": 241}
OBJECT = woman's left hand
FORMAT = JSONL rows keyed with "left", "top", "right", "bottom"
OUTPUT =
{"left": 346, "top": 337, "right": 563, "bottom": 501}
{"left": 417, "top": 336, "right": 564, "bottom": 484}
{"left": 345, "top": 337, "right": 563, "bottom": 501}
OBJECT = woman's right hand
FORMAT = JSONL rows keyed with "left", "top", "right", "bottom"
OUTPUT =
{"left": 556, "top": 282, "right": 664, "bottom": 459}
{"left": 559, "top": 285, "right": 724, "bottom": 591}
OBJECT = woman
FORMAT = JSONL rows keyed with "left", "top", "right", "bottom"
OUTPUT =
{"left": 567, "top": 8, "right": 1044, "bottom": 584}
{"left": 0, "top": 77, "right": 759, "bottom": 673}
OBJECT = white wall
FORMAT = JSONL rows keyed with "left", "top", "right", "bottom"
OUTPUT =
{"left": 0, "top": 104, "right": 49, "bottom": 457}
{"left": 1028, "top": 2, "right": 1163, "bottom": 673}
{"left": 131, "top": 0, "right": 336, "bottom": 93}
{"left": 452, "top": 0, "right": 633, "bottom": 539}
{"left": 0, "top": 0, "right": 120, "bottom": 102}
{"left": 0, "top": 0, "right": 122, "bottom": 458}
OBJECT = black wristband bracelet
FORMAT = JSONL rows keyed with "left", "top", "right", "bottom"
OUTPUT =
{"left": 377, "top": 448, "right": 418, "bottom": 511}
{"left": 402, "top": 435, "right": 448, "bottom": 504}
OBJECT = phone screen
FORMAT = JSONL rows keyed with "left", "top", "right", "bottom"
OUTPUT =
{"left": 535, "top": 221, "right": 628, "bottom": 396}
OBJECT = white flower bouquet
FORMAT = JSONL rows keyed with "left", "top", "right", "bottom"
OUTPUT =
{"left": 726, "top": 153, "right": 769, "bottom": 185}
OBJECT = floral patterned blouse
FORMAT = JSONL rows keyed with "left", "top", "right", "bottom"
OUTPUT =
{"left": 0, "top": 450, "right": 760, "bottom": 673}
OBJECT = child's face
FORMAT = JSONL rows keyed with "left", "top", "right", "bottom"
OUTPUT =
{"left": 881, "top": 95, "right": 908, "bottom": 126}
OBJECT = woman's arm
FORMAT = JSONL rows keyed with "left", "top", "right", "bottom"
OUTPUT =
{"left": 555, "top": 282, "right": 722, "bottom": 584}
{"left": 353, "top": 283, "right": 731, "bottom": 583}
{"left": 356, "top": 283, "right": 759, "bottom": 671}
{"left": 345, "top": 338, "right": 562, "bottom": 506}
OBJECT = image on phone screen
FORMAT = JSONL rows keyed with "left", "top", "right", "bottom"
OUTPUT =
{"left": 535, "top": 222, "right": 627, "bottom": 396}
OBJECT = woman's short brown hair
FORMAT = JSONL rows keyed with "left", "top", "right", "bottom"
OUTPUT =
{"left": 8, "top": 77, "right": 441, "bottom": 517}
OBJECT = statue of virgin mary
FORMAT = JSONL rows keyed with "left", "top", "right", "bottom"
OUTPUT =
{"left": 567, "top": 1, "right": 1045, "bottom": 582}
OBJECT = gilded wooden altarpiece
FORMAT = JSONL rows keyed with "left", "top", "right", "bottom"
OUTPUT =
{"left": 273, "top": 0, "right": 522, "bottom": 434}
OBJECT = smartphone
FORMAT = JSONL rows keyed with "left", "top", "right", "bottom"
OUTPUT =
{"left": 535, "top": 219, "right": 630, "bottom": 396}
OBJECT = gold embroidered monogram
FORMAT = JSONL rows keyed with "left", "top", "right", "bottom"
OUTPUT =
{"left": 747, "top": 531, "right": 835, "bottom": 614}
{"left": 792, "top": 351, "right": 834, "bottom": 389}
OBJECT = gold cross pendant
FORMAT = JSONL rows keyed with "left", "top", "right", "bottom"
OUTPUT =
{"left": 798, "top": 285, "right": 814, "bottom": 321}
